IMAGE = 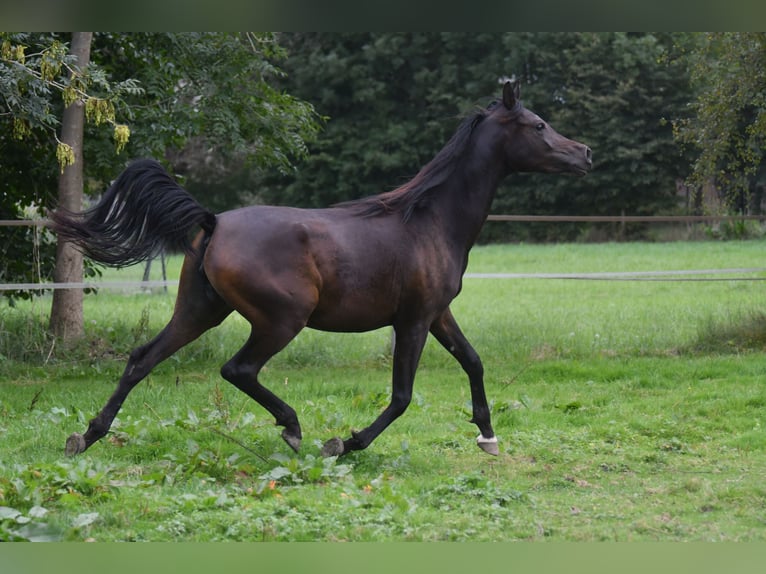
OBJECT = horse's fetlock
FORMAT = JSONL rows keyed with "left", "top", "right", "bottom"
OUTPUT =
{"left": 350, "top": 429, "right": 370, "bottom": 448}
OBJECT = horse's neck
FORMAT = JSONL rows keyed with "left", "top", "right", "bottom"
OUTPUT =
{"left": 432, "top": 151, "right": 506, "bottom": 252}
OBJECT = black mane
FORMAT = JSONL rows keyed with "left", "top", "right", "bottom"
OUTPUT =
{"left": 336, "top": 106, "right": 490, "bottom": 222}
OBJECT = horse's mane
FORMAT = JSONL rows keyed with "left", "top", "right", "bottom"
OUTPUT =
{"left": 335, "top": 104, "right": 494, "bottom": 222}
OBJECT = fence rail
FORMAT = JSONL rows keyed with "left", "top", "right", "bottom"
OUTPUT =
{"left": 0, "top": 219, "right": 49, "bottom": 226}
{"left": 4, "top": 268, "right": 766, "bottom": 292}
{"left": 485, "top": 214, "right": 766, "bottom": 222}
{"left": 0, "top": 280, "right": 175, "bottom": 292}
{"left": 3, "top": 215, "right": 766, "bottom": 291}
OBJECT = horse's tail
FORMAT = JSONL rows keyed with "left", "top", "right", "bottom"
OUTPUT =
{"left": 50, "top": 159, "right": 217, "bottom": 268}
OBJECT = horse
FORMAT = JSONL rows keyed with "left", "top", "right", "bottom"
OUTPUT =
{"left": 51, "top": 81, "right": 591, "bottom": 459}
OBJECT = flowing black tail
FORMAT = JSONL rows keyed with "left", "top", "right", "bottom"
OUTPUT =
{"left": 50, "top": 159, "right": 217, "bottom": 268}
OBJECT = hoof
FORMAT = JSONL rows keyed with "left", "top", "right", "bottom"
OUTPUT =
{"left": 320, "top": 437, "right": 344, "bottom": 458}
{"left": 477, "top": 434, "right": 499, "bottom": 456}
{"left": 281, "top": 429, "right": 302, "bottom": 453}
{"left": 65, "top": 433, "right": 86, "bottom": 457}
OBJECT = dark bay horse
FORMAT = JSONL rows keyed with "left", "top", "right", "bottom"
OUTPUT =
{"left": 52, "top": 81, "right": 591, "bottom": 459}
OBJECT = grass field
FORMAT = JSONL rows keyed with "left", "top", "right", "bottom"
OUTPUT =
{"left": 1, "top": 240, "right": 765, "bottom": 541}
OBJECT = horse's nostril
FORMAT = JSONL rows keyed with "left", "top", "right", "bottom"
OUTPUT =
{"left": 585, "top": 146, "right": 593, "bottom": 163}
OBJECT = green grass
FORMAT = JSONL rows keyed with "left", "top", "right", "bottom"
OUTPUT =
{"left": 1, "top": 240, "right": 766, "bottom": 541}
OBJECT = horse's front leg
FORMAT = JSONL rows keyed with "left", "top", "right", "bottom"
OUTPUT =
{"left": 430, "top": 307, "right": 498, "bottom": 455}
{"left": 321, "top": 323, "right": 429, "bottom": 457}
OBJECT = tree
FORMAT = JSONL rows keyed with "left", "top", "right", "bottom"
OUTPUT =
{"left": 89, "top": 33, "right": 321, "bottom": 212}
{"left": 48, "top": 32, "right": 91, "bottom": 339}
{"left": 491, "top": 32, "right": 694, "bottom": 240}
{"left": 1, "top": 33, "right": 321, "bottom": 337}
{"left": 1, "top": 32, "right": 136, "bottom": 307}
{"left": 254, "top": 33, "right": 694, "bottom": 241}
{"left": 252, "top": 33, "right": 513, "bottom": 208}
{"left": 673, "top": 32, "right": 766, "bottom": 213}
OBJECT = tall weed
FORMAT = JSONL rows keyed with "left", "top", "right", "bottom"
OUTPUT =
{"left": 691, "top": 309, "right": 766, "bottom": 353}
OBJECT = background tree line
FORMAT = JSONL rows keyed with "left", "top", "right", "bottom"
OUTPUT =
{"left": 253, "top": 33, "right": 764, "bottom": 241}
{"left": 2, "top": 32, "right": 765, "bottom": 335}
{"left": 254, "top": 32, "right": 696, "bottom": 243}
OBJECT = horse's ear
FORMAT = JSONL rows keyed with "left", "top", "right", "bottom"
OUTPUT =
{"left": 502, "top": 80, "right": 520, "bottom": 109}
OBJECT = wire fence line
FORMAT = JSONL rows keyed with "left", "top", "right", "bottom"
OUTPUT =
{"left": 465, "top": 268, "right": 766, "bottom": 282}
{"left": 485, "top": 214, "right": 766, "bottom": 223}
{"left": 2, "top": 217, "right": 766, "bottom": 291}
{"left": 2, "top": 268, "right": 766, "bottom": 292}
{"left": 0, "top": 219, "right": 50, "bottom": 227}
{"left": 0, "top": 280, "right": 176, "bottom": 292}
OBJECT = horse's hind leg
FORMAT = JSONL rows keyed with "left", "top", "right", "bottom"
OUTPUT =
{"left": 65, "top": 273, "right": 232, "bottom": 455}
{"left": 219, "top": 321, "right": 305, "bottom": 453}
{"left": 430, "top": 307, "right": 498, "bottom": 455}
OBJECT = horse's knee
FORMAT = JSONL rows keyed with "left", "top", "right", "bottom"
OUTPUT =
{"left": 462, "top": 349, "right": 484, "bottom": 379}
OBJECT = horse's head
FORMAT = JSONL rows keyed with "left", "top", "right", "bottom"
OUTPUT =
{"left": 489, "top": 81, "right": 592, "bottom": 176}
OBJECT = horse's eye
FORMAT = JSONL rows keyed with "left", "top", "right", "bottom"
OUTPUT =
{"left": 535, "top": 122, "right": 545, "bottom": 131}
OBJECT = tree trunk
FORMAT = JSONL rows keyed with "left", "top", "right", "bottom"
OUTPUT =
{"left": 49, "top": 32, "right": 93, "bottom": 340}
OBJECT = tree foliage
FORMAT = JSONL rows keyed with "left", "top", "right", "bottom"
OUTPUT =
{"left": 90, "top": 33, "right": 321, "bottom": 211}
{"left": 495, "top": 32, "right": 694, "bottom": 240}
{"left": 254, "top": 33, "right": 694, "bottom": 241}
{"left": 251, "top": 33, "right": 507, "bottom": 208}
{"left": 1, "top": 33, "right": 139, "bottom": 171}
{"left": 672, "top": 32, "right": 766, "bottom": 212}
{"left": 0, "top": 32, "right": 321, "bottom": 302}
{"left": 1, "top": 32, "right": 133, "bottom": 302}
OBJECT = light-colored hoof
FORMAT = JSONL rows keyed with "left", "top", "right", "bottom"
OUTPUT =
{"left": 477, "top": 434, "right": 499, "bottom": 456}
{"left": 65, "top": 433, "right": 86, "bottom": 457}
{"left": 320, "top": 437, "right": 344, "bottom": 458}
{"left": 281, "top": 429, "right": 302, "bottom": 453}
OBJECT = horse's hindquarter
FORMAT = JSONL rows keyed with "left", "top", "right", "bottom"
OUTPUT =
{"left": 203, "top": 206, "right": 446, "bottom": 333}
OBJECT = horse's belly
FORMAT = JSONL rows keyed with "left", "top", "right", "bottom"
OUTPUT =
{"left": 306, "top": 303, "right": 393, "bottom": 333}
